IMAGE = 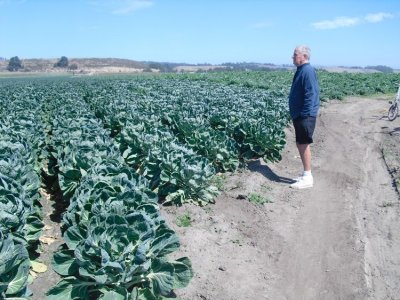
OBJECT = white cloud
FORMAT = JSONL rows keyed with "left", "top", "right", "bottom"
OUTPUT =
{"left": 90, "top": 0, "right": 153, "bottom": 15}
{"left": 312, "top": 12, "right": 394, "bottom": 30}
{"left": 312, "top": 17, "right": 360, "bottom": 30}
{"left": 364, "top": 12, "right": 394, "bottom": 23}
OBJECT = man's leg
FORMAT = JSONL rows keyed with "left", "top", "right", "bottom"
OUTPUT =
{"left": 291, "top": 117, "right": 315, "bottom": 188}
{"left": 296, "top": 143, "right": 311, "bottom": 172}
{"left": 290, "top": 143, "right": 313, "bottom": 189}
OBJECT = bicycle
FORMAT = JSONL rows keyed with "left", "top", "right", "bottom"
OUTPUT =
{"left": 388, "top": 84, "right": 400, "bottom": 121}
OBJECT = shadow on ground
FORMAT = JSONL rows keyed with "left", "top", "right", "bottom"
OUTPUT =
{"left": 247, "top": 160, "right": 294, "bottom": 184}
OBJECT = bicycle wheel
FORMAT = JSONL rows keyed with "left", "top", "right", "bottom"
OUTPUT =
{"left": 388, "top": 103, "right": 398, "bottom": 121}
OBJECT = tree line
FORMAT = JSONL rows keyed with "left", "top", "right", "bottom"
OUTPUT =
{"left": 4, "top": 56, "right": 396, "bottom": 73}
{"left": 6, "top": 56, "right": 77, "bottom": 71}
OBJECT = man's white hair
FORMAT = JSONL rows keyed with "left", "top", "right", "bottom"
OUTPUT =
{"left": 296, "top": 45, "right": 311, "bottom": 60}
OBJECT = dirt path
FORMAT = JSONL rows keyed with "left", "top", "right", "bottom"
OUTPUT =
{"left": 162, "top": 97, "right": 400, "bottom": 300}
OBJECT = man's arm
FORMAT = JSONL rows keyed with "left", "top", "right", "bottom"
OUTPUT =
{"left": 302, "top": 69, "right": 318, "bottom": 116}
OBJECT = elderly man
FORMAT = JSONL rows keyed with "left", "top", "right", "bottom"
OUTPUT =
{"left": 289, "top": 45, "right": 320, "bottom": 189}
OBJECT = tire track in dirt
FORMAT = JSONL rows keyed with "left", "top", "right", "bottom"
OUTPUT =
{"left": 269, "top": 98, "right": 400, "bottom": 300}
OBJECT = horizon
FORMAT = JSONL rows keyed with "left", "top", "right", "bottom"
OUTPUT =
{"left": 1, "top": 56, "right": 398, "bottom": 70}
{"left": 1, "top": 1, "right": 400, "bottom": 69}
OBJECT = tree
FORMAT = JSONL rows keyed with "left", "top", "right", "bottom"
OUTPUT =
{"left": 366, "top": 65, "right": 393, "bottom": 73}
{"left": 68, "top": 63, "right": 78, "bottom": 70}
{"left": 54, "top": 56, "right": 69, "bottom": 68}
{"left": 7, "top": 56, "right": 23, "bottom": 71}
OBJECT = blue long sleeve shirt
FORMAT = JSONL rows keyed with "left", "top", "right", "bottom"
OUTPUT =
{"left": 289, "top": 63, "right": 320, "bottom": 119}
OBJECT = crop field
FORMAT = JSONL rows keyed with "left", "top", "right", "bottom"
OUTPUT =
{"left": 1, "top": 71, "right": 399, "bottom": 299}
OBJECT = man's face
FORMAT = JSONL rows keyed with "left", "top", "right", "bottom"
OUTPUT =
{"left": 292, "top": 50, "right": 306, "bottom": 67}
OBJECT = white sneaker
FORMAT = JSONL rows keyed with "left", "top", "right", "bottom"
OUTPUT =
{"left": 292, "top": 175, "right": 303, "bottom": 182}
{"left": 292, "top": 171, "right": 310, "bottom": 182}
{"left": 290, "top": 175, "right": 313, "bottom": 189}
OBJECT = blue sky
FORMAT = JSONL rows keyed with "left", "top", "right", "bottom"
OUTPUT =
{"left": 1, "top": 0, "right": 399, "bottom": 68}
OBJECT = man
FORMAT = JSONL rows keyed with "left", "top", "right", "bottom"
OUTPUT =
{"left": 288, "top": 45, "right": 320, "bottom": 189}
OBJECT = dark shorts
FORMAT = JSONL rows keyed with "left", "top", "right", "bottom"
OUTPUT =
{"left": 293, "top": 116, "right": 316, "bottom": 144}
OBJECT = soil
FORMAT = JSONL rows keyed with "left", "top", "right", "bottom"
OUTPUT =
{"left": 30, "top": 96, "right": 400, "bottom": 300}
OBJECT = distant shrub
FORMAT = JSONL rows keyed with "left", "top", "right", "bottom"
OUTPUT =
{"left": 366, "top": 65, "right": 393, "bottom": 73}
{"left": 68, "top": 63, "right": 78, "bottom": 70}
{"left": 54, "top": 56, "right": 69, "bottom": 68}
{"left": 7, "top": 56, "right": 23, "bottom": 71}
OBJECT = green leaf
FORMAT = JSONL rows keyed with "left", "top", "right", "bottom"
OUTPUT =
{"left": 52, "top": 249, "right": 78, "bottom": 276}
{"left": 5, "top": 259, "right": 30, "bottom": 295}
{"left": 63, "top": 169, "right": 81, "bottom": 180}
{"left": 132, "top": 288, "right": 158, "bottom": 300}
{"left": 99, "top": 286, "right": 128, "bottom": 300}
{"left": 148, "top": 231, "right": 180, "bottom": 258}
{"left": 164, "top": 190, "right": 185, "bottom": 205}
{"left": 64, "top": 227, "right": 83, "bottom": 250}
{"left": 146, "top": 259, "right": 174, "bottom": 296}
{"left": 46, "top": 277, "right": 91, "bottom": 300}
{"left": 80, "top": 168, "right": 88, "bottom": 177}
{"left": 216, "top": 154, "right": 224, "bottom": 161}
{"left": 159, "top": 171, "right": 169, "bottom": 183}
{"left": 23, "top": 215, "right": 44, "bottom": 243}
{"left": 172, "top": 257, "right": 193, "bottom": 289}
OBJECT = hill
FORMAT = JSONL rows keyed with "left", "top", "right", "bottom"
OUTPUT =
{"left": 0, "top": 57, "right": 149, "bottom": 74}
{"left": 0, "top": 57, "right": 397, "bottom": 74}
{"left": 0, "top": 58, "right": 288, "bottom": 74}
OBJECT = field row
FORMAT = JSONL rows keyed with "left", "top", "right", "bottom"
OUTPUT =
{"left": 0, "top": 74, "right": 288, "bottom": 299}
